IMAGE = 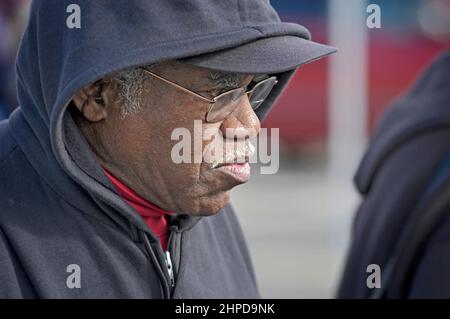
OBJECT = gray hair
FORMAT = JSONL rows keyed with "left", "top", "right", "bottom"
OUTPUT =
{"left": 114, "top": 66, "right": 152, "bottom": 118}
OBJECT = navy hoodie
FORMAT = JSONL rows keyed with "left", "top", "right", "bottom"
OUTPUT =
{"left": 338, "top": 51, "right": 450, "bottom": 298}
{"left": 0, "top": 0, "right": 314, "bottom": 298}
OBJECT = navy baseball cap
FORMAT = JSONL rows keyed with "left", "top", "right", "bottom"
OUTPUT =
{"left": 181, "top": 35, "right": 337, "bottom": 74}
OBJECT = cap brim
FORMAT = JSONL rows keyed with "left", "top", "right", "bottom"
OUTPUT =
{"left": 181, "top": 35, "right": 337, "bottom": 74}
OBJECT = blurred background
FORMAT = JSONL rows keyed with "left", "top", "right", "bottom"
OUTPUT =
{"left": 0, "top": 0, "right": 449, "bottom": 298}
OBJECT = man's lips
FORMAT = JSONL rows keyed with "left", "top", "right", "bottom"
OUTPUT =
{"left": 213, "top": 157, "right": 250, "bottom": 169}
{"left": 214, "top": 162, "right": 251, "bottom": 183}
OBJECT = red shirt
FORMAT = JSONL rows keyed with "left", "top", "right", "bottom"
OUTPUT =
{"left": 103, "top": 169, "right": 174, "bottom": 251}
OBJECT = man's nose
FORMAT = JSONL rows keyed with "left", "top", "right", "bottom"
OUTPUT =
{"left": 219, "top": 96, "right": 261, "bottom": 140}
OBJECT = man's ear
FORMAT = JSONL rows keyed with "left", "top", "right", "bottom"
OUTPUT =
{"left": 72, "top": 79, "right": 110, "bottom": 122}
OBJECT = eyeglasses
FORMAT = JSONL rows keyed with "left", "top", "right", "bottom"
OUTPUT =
{"left": 141, "top": 67, "right": 278, "bottom": 123}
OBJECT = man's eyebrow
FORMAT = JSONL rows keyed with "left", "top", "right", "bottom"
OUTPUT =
{"left": 207, "top": 72, "right": 248, "bottom": 91}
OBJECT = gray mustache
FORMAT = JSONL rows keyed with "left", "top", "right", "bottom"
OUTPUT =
{"left": 205, "top": 142, "right": 256, "bottom": 168}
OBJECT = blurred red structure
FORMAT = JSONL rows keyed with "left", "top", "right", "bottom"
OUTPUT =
{"left": 264, "top": 1, "right": 450, "bottom": 151}
{"left": 368, "top": 37, "right": 449, "bottom": 132}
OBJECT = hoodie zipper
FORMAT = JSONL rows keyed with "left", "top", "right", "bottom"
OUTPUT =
{"left": 139, "top": 230, "right": 171, "bottom": 298}
{"left": 165, "top": 227, "right": 177, "bottom": 290}
{"left": 165, "top": 251, "right": 175, "bottom": 288}
{"left": 139, "top": 220, "right": 182, "bottom": 297}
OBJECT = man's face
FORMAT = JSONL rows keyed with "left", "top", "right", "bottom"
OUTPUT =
{"left": 74, "top": 60, "right": 261, "bottom": 216}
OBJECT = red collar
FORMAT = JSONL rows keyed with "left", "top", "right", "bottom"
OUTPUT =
{"left": 103, "top": 168, "right": 173, "bottom": 251}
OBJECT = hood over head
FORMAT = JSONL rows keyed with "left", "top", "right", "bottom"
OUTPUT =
{"left": 11, "top": 0, "right": 336, "bottom": 233}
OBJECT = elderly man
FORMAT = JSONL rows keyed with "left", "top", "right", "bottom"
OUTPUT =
{"left": 0, "top": 0, "right": 335, "bottom": 298}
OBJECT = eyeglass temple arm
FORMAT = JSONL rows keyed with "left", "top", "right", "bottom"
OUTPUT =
{"left": 141, "top": 68, "right": 214, "bottom": 103}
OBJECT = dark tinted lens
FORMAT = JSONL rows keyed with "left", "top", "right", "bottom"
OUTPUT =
{"left": 248, "top": 77, "right": 278, "bottom": 110}
{"left": 206, "top": 88, "right": 244, "bottom": 122}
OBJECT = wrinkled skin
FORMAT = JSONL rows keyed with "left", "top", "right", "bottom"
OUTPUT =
{"left": 72, "top": 60, "right": 260, "bottom": 215}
